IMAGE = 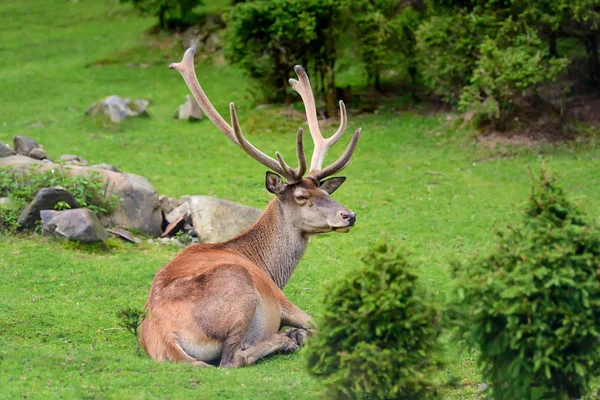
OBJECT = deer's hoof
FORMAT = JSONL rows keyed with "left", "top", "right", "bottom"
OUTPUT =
{"left": 280, "top": 328, "right": 309, "bottom": 349}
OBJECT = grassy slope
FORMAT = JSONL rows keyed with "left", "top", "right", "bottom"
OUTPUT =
{"left": 1, "top": 0, "right": 599, "bottom": 398}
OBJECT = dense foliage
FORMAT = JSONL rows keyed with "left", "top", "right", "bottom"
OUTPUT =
{"left": 0, "top": 165, "right": 119, "bottom": 232}
{"left": 449, "top": 167, "right": 600, "bottom": 399}
{"left": 225, "top": 0, "right": 345, "bottom": 106}
{"left": 306, "top": 242, "right": 440, "bottom": 399}
{"left": 458, "top": 22, "right": 568, "bottom": 129}
{"left": 416, "top": 0, "right": 600, "bottom": 127}
{"left": 120, "top": 0, "right": 203, "bottom": 30}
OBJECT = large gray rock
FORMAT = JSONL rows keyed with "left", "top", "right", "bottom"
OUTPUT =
{"left": 13, "top": 135, "right": 39, "bottom": 156}
{"left": 165, "top": 202, "right": 190, "bottom": 224}
{"left": 0, "top": 155, "right": 162, "bottom": 236}
{"left": 41, "top": 209, "right": 109, "bottom": 243}
{"left": 86, "top": 95, "right": 149, "bottom": 123}
{"left": 187, "top": 195, "right": 262, "bottom": 243}
{"left": 101, "top": 172, "right": 162, "bottom": 236}
{"left": 176, "top": 95, "right": 203, "bottom": 120}
{"left": 17, "top": 186, "right": 78, "bottom": 229}
{"left": 0, "top": 142, "right": 16, "bottom": 157}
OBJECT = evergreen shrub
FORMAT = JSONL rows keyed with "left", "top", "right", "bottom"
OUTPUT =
{"left": 449, "top": 166, "right": 600, "bottom": 400}
{"left": 306, "top": 242, "right": 440, "bottom": 399}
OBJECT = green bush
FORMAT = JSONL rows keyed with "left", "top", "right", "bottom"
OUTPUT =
{"left": 459, "top": 22, "right": 568, "bottom": 129}
{"left": 306, "top": 242, "right": 440, "bottom": 399}
{"left": 120, "top": 0, "right": 203, "bottom": 30}
{"left": 0, "top": 165, "right": 119, "bottom": 232}
{"left": 225, "top": 0, "right": 345, "bottom": 104}
{"left": 351, "top": 0, "right": 423, "bottom": 90}
{"left": 449, "top": 166, "right": 600, "bottom": 400}
{"left": 415, "top": 12, "right": 483, "bottom": 103}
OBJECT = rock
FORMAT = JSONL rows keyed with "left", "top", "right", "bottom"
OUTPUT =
{"left": 13, "top": 135, "right": 39, "bottom": 156}
{"left": 86, "top": 95, "right": 149, "bottom": 123}
{"left": 0, "top": 155, "right": 162, "bottom": 236}
{"left": 187, "top": 196, "right": 262, "bottom": 243}
{"left": 41, "top": 209, "right": 109, "bottom": 243}
{"left": 159, "top": 195, "right": 182, "bottom": 216}
{"left": 17, "top": 186, "right": 78, "bottom": 229}
{"left": 161, "top": 214, "right": 185, "bottom": 238}
{"left": 101, "top": 172, "right": 162, "bottom": 237}
{"left": 175, "top": 95, "right": 203, "bottom": 120}
{"left": 181, "top": 16, "right": 224, "bottom": 52}
{"left": 92, "top": 163, "right": 119, "bottom": 172}
{"left": 183, "top": 223, "right": 197, "bottom": 236}
{"left": 60, "top": 154, "right": 88, "bottom": 166}
{"left": 477, "top": 383, "right": 488, "bottom": 392}
{"left": 107, "top": 227, "right": 141, "bottom": 244}
{"left": 0, "top": 197, "right": 12, "bottom": 206}
{"left": 0, "top": 142, "right": 16, "bottom": 157}
{"left": 28, "top": 147, "right": 47, "bottom": 160}
{"left": 165, "top": 202, "right": 191, "bottom": 224}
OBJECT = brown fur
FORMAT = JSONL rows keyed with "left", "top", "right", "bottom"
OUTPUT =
{"left": 140, "top": 178, "right": 355, "bottom": 368}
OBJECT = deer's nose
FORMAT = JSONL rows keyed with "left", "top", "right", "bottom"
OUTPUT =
{"left": 341, "top": 211, "right": 356, "bottom": 226}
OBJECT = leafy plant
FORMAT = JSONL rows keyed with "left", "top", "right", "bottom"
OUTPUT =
{"left": 54, "top": 201, "right": 72, "bottom": 211}
{"left": 0, "top": 165, "right": 120, "bottom": 232}
{"left": 415, "top": 12, "right": 485, "bottom": 103}
{"left": 120, "top": 0, "right": 203, "bottom": 30}
{"left": 306, "top": 242, "right": 440, "bottom": 399}
{"left": 449, "top": 165, "right": 600, "bottom": 400}
{"left": 459, "top": 21, "right": 568, "bottom": 129}
{"left": 116, "top": 306, "right": 148, "bottom": 355}
{"left": 225, "top": 0, "right": 346, "bottom": 106}
{"left": 350, "top": 1, "right": 423, "bottom": 90}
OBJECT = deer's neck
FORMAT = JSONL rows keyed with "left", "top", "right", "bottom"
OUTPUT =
{"left": 223, "top": 199, "right": 308, "bottom": 289}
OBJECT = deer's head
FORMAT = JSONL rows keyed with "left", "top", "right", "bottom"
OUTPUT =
{"left": 170, "top": 49, "right": 361, "bottom": 235}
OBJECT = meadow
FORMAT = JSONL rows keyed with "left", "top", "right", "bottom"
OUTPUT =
{"left": 1, "top": 0, "right": 599, "bottom": 398}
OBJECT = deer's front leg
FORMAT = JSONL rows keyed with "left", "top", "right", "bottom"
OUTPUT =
{"left": 279, "top": 300, "right": 317, "bottom": 343}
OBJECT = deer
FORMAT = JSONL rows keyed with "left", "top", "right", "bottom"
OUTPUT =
{"left": 139, "top": 48, "right": 361, "bottom": 368}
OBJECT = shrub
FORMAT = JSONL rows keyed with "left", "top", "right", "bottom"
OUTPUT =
{"left": 351, "top": 1, "right": 423, "bottom": 90}
{"left": 415, "top": 12, "right": 484, "bottom": 103}
{"left": 120, "top": 0, "right": 203, "bottom": 30}
{"left": 449, "top": 166, "right": 600, "bottom": 400}
{"left": 116, "top": 306, "right": 147, "bottom": 355}
{"left": 225, "top": 0, "right": 346, "bottom": 105}
{"left": 306, "top": 242, "right": 440, "bottom": 399}
{"left": 459, "top": 22, "right": 568, "bottom": 130}
{"left": 0, "top": 165, "right": 119, "bottom": 232}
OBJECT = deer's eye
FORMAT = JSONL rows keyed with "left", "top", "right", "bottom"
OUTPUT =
{"left": 295, "top": 195, "right": 308, "bottom": 202}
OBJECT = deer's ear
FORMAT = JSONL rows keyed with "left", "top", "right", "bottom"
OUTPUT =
{"left": 266, "top": 171, "right": 286, "bottom": 195}
{"left": 320, "top": 177, "right": 346, "bottom": 194}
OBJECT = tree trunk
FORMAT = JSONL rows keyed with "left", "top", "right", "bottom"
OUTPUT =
{"left": 158, "top": 7, "right": 167, "bottom": 31}
{"left": 583, "top": 32, "right": 600, "bottom": 89}
{"left": 374, "top": 71, "right": 382, "bottom": 92}
{"left": 549, "top": 32, "right": 558, "bottom": 58}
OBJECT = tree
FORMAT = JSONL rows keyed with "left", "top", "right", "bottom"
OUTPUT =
{"left": 121, "top": 0, "right": 203, "bottom": 30}
{"left": 306, "top": 242, "right": 440, "bottom": 399}
{"left": 449, "top": 166, "right": 600, "bottom": 399}
{"left": 225, "top": 0, "right": 346, "bottom": 108}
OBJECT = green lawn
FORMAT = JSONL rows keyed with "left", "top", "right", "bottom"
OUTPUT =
{"left": 1, "top": 1, "right": 599, "bottom": 399}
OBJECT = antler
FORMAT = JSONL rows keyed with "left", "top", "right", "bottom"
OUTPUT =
{"left": 289, "top": 66, "right": 361, "bottom": 181}
{"left": 169, "top": 48, "right": 306, "bottom": 183}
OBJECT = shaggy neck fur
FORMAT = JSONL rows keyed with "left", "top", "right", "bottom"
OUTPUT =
{"left": 223, "top": 199, "right": 308, "bottom": 289}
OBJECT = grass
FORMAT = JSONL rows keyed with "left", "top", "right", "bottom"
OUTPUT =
{"left": 1, "top": 0, "right": 600, "bottom": 399}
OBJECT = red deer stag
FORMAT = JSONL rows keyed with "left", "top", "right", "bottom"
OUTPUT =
{"left": 139, "top": 48, "right": 361, "bottom": 368}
